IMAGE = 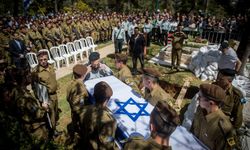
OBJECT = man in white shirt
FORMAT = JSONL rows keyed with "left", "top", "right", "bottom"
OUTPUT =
{"left": 218, "top": 41, "right": 242, "bottom": 72}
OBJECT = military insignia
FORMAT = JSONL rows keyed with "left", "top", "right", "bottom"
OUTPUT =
{"left": 227, "top": 137, "right": 236, "bottom": 146}
{"left": 240, "top": 98, "right": 247, "bottom": 104}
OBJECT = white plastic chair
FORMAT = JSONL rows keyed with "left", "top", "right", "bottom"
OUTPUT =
{"left": 58, "top": 44, "right": 73, "bottom": 67}
{"left": 49, "top": 46, "right": 65, "bottom": 69}
{"left": 38, "top": 49, "right": 56, "bottom": 68}
{"left": 86, "top": 36, "right": 97, "bottom": 52}
{"left": 80, "top": 38, "right": 91, "bottom": 56}
{"left": 25, "top": 52, "right": 38, "bottom": 69}
{"left": 73, "top": 40, "right": 89, "bottom": 61}
{"left": 66, "top": 42, "right": 81, "bottom": 64}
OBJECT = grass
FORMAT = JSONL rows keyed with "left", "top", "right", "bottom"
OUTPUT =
{"left": 56, "top": 42, "right": 206, "bottom": 135}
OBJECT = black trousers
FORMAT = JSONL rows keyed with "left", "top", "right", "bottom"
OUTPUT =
{"left": 132, "top": 53, "right": 144, "bottom": 71}
{"left": 161, "top": 30, "right": 168, "bottom": 45}
{"left": 146, "top": 32, "right": 151, "bottom": 47}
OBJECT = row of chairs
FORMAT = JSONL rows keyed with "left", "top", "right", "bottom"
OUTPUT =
{"left": 26, "top": 36, "right": 97, "bottom": 69}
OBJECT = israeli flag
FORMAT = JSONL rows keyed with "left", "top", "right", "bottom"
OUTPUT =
{"left": 85, "top": 76, "right": 208, "bottom": 150}
{"left": 23, "top": 0, "right": 33, "bottom": 10}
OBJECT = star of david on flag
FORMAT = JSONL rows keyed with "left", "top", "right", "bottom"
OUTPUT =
{"left": 114, "top": 98, "right": 150, "bottom": 122}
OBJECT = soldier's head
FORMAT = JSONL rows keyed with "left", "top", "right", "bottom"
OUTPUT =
{"left": 215, "top": 69, "right": 236, "bottom": 89}
{"left": 73, "top": 64, "right": 87, "bottom": 79}
{"left": 143, "top": 68, "right": 161, "bottom": 91}
{"left": 37, "top": 51, "right": 49, "bottom": 68}
{"left": 89, "top": 52, "right": 101, "bottom": 70}
{"left": 93, "top": 81, "right": 113, "bottom": 106}
{"left": 115, "top": 53, "right": 128, "bottom": 70}
{"left": 198, "top": 84, "right": 226, "bottom": 112}
{"left": 150, "top": 101, "right": 179, "bottom": 140}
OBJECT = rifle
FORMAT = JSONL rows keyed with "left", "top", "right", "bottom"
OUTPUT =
{"left": 34, "top": 82, "right": 53, "bottom": 128}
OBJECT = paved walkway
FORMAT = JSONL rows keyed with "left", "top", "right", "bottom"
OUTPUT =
{"left": 55, "top": 44, "right": 115, "bottom": 79}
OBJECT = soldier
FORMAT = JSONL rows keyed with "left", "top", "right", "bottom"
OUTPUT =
{"left": 143, "top": 18, "right": 153, "bottom": 47}
{"left": 85, "top": 52, "right": 113, "bottom": 81}
{"left": 15, "top": 68, "right": 49, "bottom": 143}
{"left": 66, "top": 64, "right": 89, "bottom": 134}
{"left": 79, "top": 81, "right": 117, "bottom": 149}
{"left": 124, "top": 101, "right": 180, "bottom": 150}
{"left": 161, "top": 16, "right": 171, "bottom": 46}
{"left": 0, "top": 26, "right": 10, "bottom": 65}
{"left": 31, "top": 51, "right": 60, "bottom": 137}
{"left": 171, "top": 24, "right": 187, "bottom": 71}
{"left": 214, "top": 69, "right": 244, "bottom": 129}
{"left": 115, "top": 53, "right": 141, "bottom": 95}
{"left": 190, "top": 84, "right": 237, "bottom": 150}
{"left": 42, "top": 22, "right": 55, "bottom": 49}
{"left": 143, "top": 67, "right": 174, "bottom": 106}
{"left": 28, "top": 24, "right": 44, "bottom": 51}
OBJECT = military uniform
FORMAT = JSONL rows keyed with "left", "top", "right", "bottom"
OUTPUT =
{"left": 15, "top": 87, "right": 48, "bottom": 141}
{"left": 222, "top": 86, "right": 243, "bottom": 129}
{"left": 171, "top": 31, "right": 187, "bottom": 70}
{"left": 191, "top": 107, "right": 235, "bottom": 150}
{"left": 66, "top": 79, "right": 89, "bottom": 131}
{"left": 116, "top": 65, "right": 141, "bottom": 95}
{"left": 32, "top": 64, "right": 59, "bottom": 130}
{"left": 79, "top": 105, "right": 117, "bottom": 150}
{"left": 191, "top": 84, "right": 237, "bottom": 150}
{"left": 28, "top": 29, "right": 43, "bottom": 51}
{"left": 0, "top": 32, "right": 10, "bottom": 64}
{"left": 144, "top": 85, "right": 174, "bottom": 107}
{"left": 124, "top": 136, "right": 172, "bottom": 150}
{"left": 42, "top": 26, "right": 54, "bottom": 48}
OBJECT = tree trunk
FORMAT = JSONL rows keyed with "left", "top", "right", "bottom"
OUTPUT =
{"left": 13, "top": 0, "right": 19, "bottom": 16}
{"left": 54, "top": 0, "right": 58, "bottom": 13}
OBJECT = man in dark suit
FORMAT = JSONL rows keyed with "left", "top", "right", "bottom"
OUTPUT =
{"left": 129, "top": 27, "right": 146, "bottom": 75}
{"left": 8, "top": 30, "right": 27, "bottom": 69}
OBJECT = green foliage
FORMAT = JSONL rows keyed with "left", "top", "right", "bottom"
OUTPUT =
{"left": 75, "top": 0, "right": 92, "bottom": 12}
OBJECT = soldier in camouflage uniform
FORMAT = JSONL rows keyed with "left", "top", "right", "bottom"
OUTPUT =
{"left": 115, "top": 53, "right": 141, "bottom": 95}
{"left": 31, "top": 51, "right": 60, "bottom": 137}
{"left": 143, "top": 67, "right": 175, "bottom": 107}
{"left": 67, "top": 64, "right": 89, "bottom": 134}
{"left": 15, "top": 68, "right": 49, "bottom": 142}
{"left": 124, "top": 101, "right": 179, "bottom": 150}
{"left": 79, "top": 81, "right": 117, "bottom": 150}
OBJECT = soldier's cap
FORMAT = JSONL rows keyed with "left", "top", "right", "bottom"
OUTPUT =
{"left": 115, "top": 53, "right": 128, "bottom": 63}
{"left": 220, "top": 41, "right": 229, "bottom": 50}
{"left": 143, "top": 67, "right": 161, "bottom": 79}
{"left": 94, "top": 81, "right": 113, "bottom": 104}
{"left": 37, "top": 50, "right": 48, "bottom": 57}
{"left": 199, "top": 83, "right": 226, "bottom": 103}
{"left": 219, "top": 68, "right": 236, "bottom": 77}
{"left": 73, "top": 64, "right": 87, "bottom": 76}
{"left": 151, "top": 101, "right": 180, "bottom": 136}
{"left": 89, "top": 52, "right": 100, "bottom": 62}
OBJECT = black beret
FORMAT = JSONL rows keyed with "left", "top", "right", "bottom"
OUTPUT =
{"left": 94, "top": 81, "right": 113, "bottom": 104}
{"left": 89, "top": 52, "right": 100, "bottom": 62}
{"left": 200, "top": 84, "right": 226, "bottom": 103}
{"left": 73, "top": 64, "right": 87, "bottom": 76}
{"left": 219, "top": 68, "right": 236, "bottom": 77}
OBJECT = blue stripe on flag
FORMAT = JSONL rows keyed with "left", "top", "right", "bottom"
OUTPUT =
{"left": 24, "top": 0, "right": 33, "bottom": 10}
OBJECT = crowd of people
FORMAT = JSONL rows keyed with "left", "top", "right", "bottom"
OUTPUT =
{"left": 0, "top": 8, "right": 247, "bottom": 149}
